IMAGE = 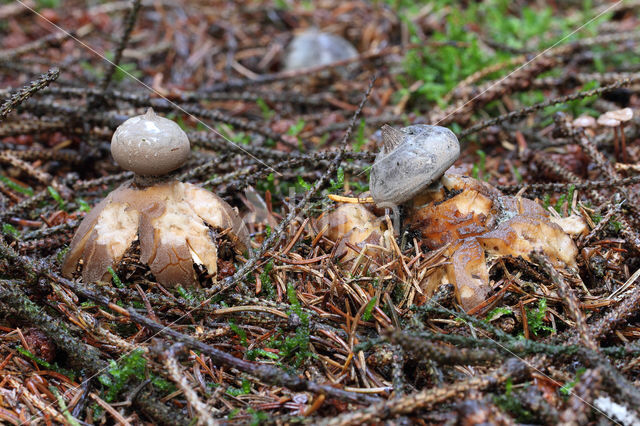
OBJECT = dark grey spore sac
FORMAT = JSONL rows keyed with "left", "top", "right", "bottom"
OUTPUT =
{"left": 370, "top": 124, "right": 460, "bottom": 208}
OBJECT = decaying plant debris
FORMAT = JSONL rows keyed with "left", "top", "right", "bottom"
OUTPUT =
{"left": 2, "top": 1, "right": 640, "bottom": 425}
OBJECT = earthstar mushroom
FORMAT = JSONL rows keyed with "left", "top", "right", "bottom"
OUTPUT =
{"left": 323, "top": 123, "right": 582, "bottom": 312}
{"left": 62, "top": 109, "right": 249, "bottom": 288}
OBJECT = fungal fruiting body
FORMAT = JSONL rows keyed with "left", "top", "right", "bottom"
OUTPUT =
{"left": 330, "top": 123, "right": 582, "bottom": 312}
{"left": 317, "top": 203, "right": 394, "bottom": 265}
{"left": 407, "top": 172, "right": 582, "bottom": 311}
{"left": 62, "top": 109, "right": 249, "bottom": 287}
{"left": 370, "top": 125, "right": 460, "bottom": 210}
{"left": 62, "top": 180, "right": 249, "bottom": 287}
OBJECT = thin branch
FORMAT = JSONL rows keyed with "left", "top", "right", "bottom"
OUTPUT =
{"left": 0, "top": 68, "right": 60, "bottom": 120}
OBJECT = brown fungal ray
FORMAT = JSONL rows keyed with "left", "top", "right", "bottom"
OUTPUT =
{"left": 137, "top": 198, "right": 199, "bottom": 287}
{"left": 62, "top": 180, "right": 248, "bottom": 287}
{"left": 440, "top": 172, "right": 503, "bottom": 200}
{"left": 477, "top": 215, "right": 578, "bottom": 269}
{"left": 550, "top": 214, "right": 589, "bottom": 237}
{"left": 446, "top": 239, "right": 490, "bottom": 312}
{"left": 317, "top": 203, "right": 392, "bottom": 264}
{"left": 62, "top": 186, "right": 140, "bottom": 281}
{"left": 61, "top": 194, "right": 114, "bottom": 278}
{"left": 407, "top": 188, "right": 495, "bottom": 250}
{"left": 497, "top": 195, "right": 547, "bottom": 217}
{"left": 406, "top": 172, "right": 580, "bottom": 311}
{"left": 183, "top": 184, "right": 250, "bottom": 253}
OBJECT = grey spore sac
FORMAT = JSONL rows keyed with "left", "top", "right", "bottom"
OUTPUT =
{"left": 370, "top": 124, "right": 460, "bottom": 210}
{"left": 284, "top": 29, "right": 358, "bottom": 73}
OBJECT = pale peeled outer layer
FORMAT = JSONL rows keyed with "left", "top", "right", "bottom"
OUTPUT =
{"left": 62, "top": 180, "right": 249, "bottom": 287}
{"left": 111, "top": 108, "right": 190, "bottom": 176}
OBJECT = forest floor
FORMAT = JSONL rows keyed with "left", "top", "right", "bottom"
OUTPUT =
{"left": 2, "top": 0, "right": 640, "bottom": 424}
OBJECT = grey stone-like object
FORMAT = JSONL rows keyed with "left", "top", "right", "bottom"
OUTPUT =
{"left": 370, "top": 124, "right": 460, "bottom": 208}
{"left": 284, "top": 29, "right": 358, "bottom": 72}
{"left": 111, "top": 108, "right": 190, "bottom": 176}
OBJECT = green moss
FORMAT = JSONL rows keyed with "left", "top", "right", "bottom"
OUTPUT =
{"left": 229, "top": 320, "right": 248, "bottom": 347}
{"left": 248, "top": 408, "right": 269, "bottom": 426}
{"left": 362, "top": 297, "right": 377, "bottom": 322}
{"left": 226, "top": 378, "right": 251, "bottom": 396}
{"left": 246, "top": 348, "right": 280, "bottom": 361}
{"left": 526, "top": 298, "right": 554, "bottom": 337}
{"left": 268, "top": 284, "right": 313, "bottom": 367}
{"left": 50, "top": 386, "right": 80, "bottom": 426}
{"left": 2, "top": 224, "right": 19, "bottom": 238}
{"left": 98, "top": 349, "right": 147, "bottom": 403}
{"left": 494, "top": 379, "right": 534, "bottom": 422}
{"left": 259, "top": 260, "right": 276, "bottom": 299}
{"left": 485, "top": 307, "right": 513, "bottom": 322}
{"left": 176, "top": 285, "right": 195, "bottom": 302}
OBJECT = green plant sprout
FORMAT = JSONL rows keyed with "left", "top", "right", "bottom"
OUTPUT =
{"left": 47, "top": 186, "right": 65, "bottom": 210}
{"left": 559, "top": 367, "right": 586, "bottom": 396}
{"left": 17, "top": 346, "right": 76, "bottom": 381}
{"left": 107, "top": 266, "right": 125, "bottom": 289}
{"left": 328, "top": 167, "right": 345, "bottom": 193}
{"left": 75, "top": 198, "right": 91, "bottom": 213}
{"left": 256, "top": 98, "right": 275, "bottom": 119}
{"left": 472, "top": 149, "right": 487, "bottom": 181}
{"left": 0, "top": 176, "right": 34, "bottom": 196}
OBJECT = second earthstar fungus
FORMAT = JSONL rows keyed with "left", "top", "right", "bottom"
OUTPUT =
{"left": 62, "top": 109, "right": 249, "bottom": 288}
{"left": 322, "top": 124, "right": 583, "bottom": 312}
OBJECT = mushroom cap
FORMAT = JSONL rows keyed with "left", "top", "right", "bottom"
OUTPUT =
{"left": 597, "top": 115, "right": 620, "bottom": 127}
{"left": 370, "top": 124, "right": 460, "bottom": 207}
{"left": 572, "top": 115, "right": 596, "bottom": 128}
{"left": 111, "top": 108, "right": 190, "bottom": 176}
{"left": 603, "top": 107, "right": 633, "bottom": 122}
